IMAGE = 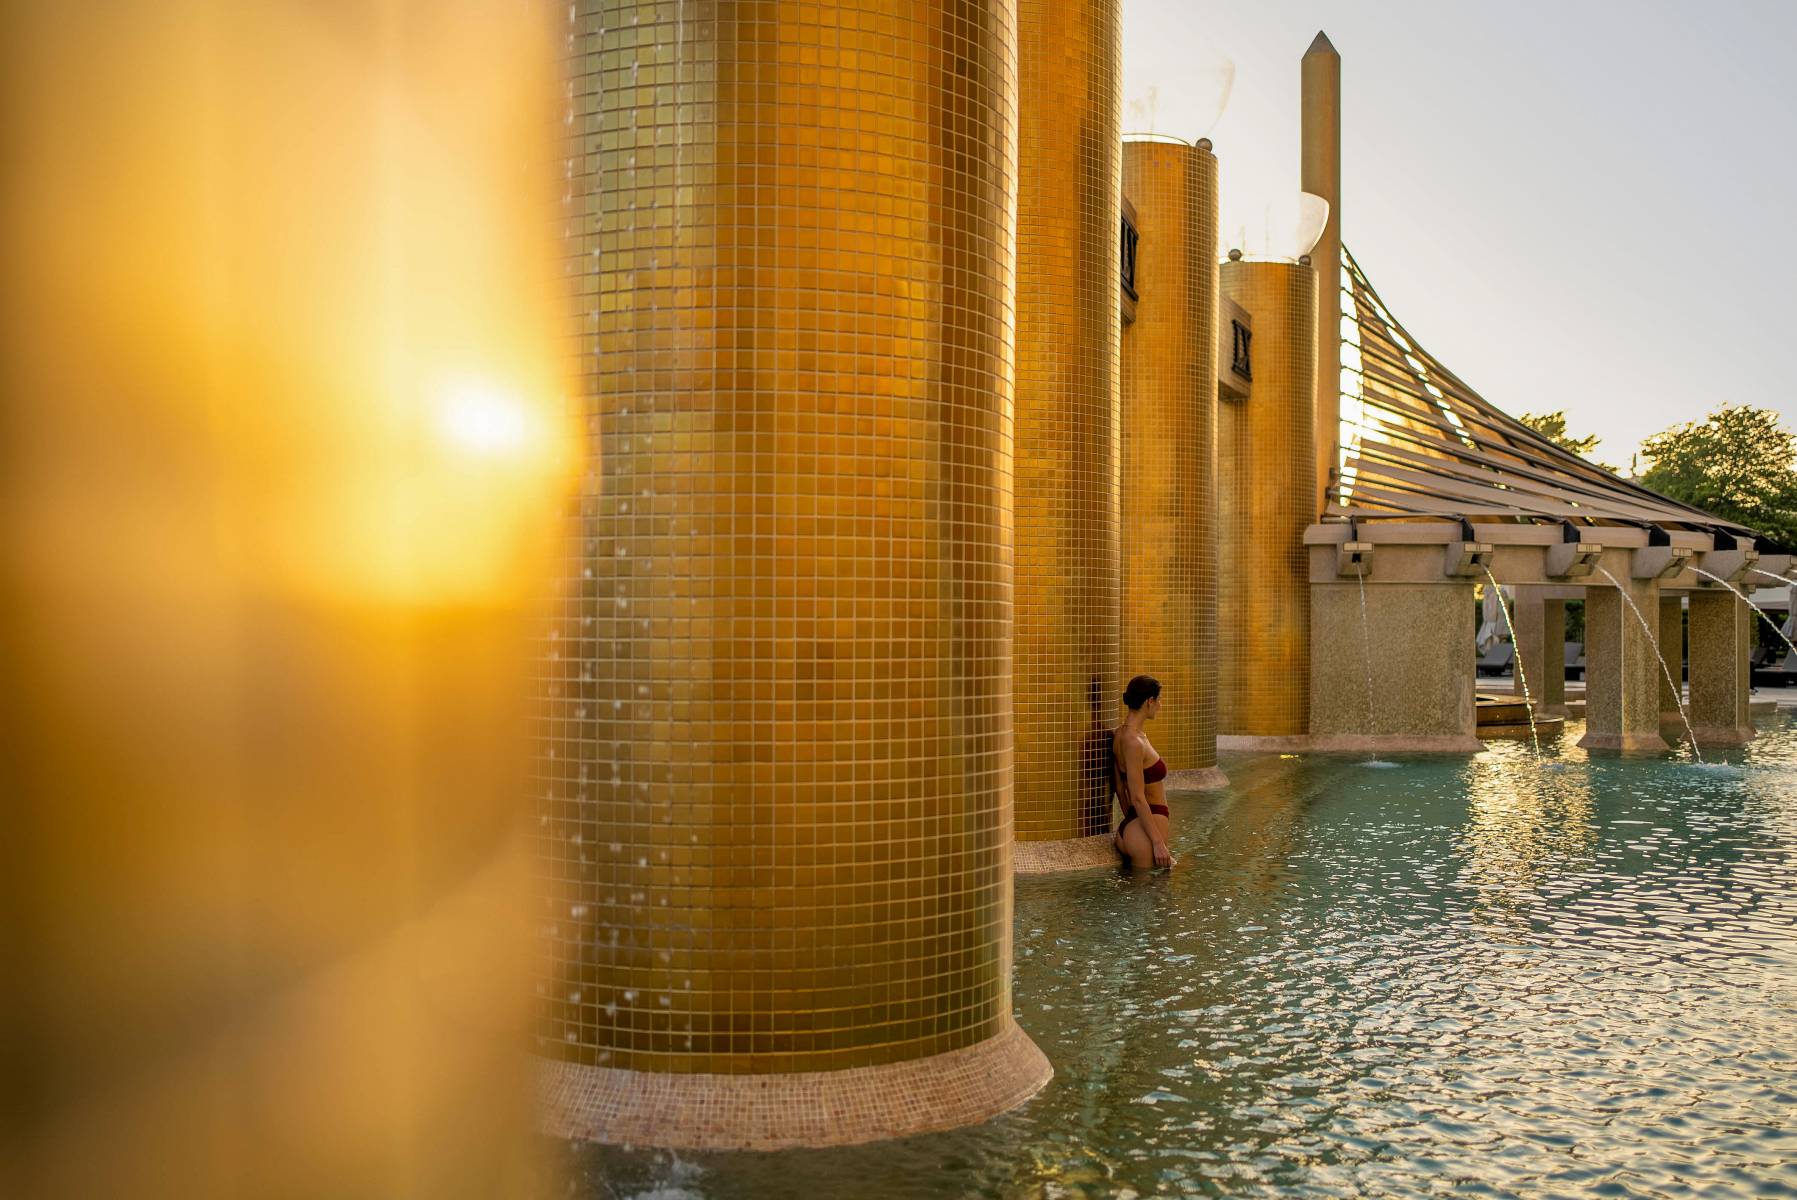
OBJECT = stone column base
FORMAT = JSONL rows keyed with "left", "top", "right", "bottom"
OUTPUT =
{"left": 1165, "top": 765, "right": 1229, "bottom": 789}
{"left": 538, "top": 1019, "right": 1051, "bottom": 1152}
{"left": 1689, "top": 724, "right": 1754, "bottom": 748}
{"left": 1220, "top": 733, "right": 1483, "bottom": 753}
{"left": 1217, "top": 734, "right": 1309, "bottom": 752}
{"left": 1578, "top": 731, "right": 1669, "bottom": 753}
{"left": 1303, "top": 733, "right": 1482, "bottom": 753}
{"left": 1013, "top": 832, "right": 1119, "bottom": 873}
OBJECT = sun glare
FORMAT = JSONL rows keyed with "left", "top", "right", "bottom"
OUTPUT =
{"left": 437, "top": 377, "right": 537, "bottom": 457}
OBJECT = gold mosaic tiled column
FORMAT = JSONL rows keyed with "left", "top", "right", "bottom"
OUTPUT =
{"left": 1217, "top": 260, "right": 1317, "bottom": 740}
{"left": 536, "top": 0, "right": 1050, "bottom": 1151}
{"left": 1118, "top": 138, "right": 1224, "bottom": 786}
{"left": 1012, "top": 0, "right": 1123, "bottom": 869}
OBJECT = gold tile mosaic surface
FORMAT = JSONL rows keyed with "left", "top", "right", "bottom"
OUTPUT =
{"left": 538, "top": 0, "right": 1020, "bottom": 1076}
{"left": 1013, "top": 0, "right": 1122, "bottom": 841}
{"left": 1217, "top": 261, "right": 1316, "bottom": 737}
{"left": 1118, "top": 140, "right": 1218, "bottom": 771}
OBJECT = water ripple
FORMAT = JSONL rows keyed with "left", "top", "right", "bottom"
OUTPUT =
{"left": 563, "top": 715, "right": 1797, "bottom": 1199}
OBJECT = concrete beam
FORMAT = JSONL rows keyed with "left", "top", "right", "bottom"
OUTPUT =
{"left": 1303, "top": 524, "right": 1737, "bottom": 590}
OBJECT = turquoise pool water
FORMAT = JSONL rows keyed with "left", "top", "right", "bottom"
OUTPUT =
{"left": 561, "top": 716, "right": 1797, "bottom": 1198}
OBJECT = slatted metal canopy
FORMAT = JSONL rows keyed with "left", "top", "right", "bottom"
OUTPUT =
{"left": 1330, "top": 245, "right": 1760, "bottom": 543}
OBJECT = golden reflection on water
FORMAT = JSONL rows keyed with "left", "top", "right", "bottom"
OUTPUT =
{"left": 4, "top": 3, "right": 569, "bottom": 1196}
{"left": 1459, "top": 751, "right": 1598, "bottom": 923}
{"left": 1192, "top": 753, "right": 1336, "bottom": 905}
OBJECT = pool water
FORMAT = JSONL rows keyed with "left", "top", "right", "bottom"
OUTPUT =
{"left": 559, "top": 716, "right": 1797, "bottom": 1198}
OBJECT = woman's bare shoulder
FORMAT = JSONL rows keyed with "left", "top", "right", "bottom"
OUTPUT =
{"left": 1112, "top": 725, "right": 1145, "bottom": 764}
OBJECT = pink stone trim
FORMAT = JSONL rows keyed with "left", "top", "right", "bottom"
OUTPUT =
{"left": 1012, "top": 832, "right": 1119, "bottom": 874}
{"left": 538, "top": 1020, "right": 1051, "bottom": 1151}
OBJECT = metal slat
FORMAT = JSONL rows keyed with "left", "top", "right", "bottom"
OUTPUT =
{"left": 1335, "top": 244, "right": 1750, "bottom": 535}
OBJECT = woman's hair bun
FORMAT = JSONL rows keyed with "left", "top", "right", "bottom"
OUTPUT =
{"left": 1122, "top": 674, "right": 1161, "bottom": 710}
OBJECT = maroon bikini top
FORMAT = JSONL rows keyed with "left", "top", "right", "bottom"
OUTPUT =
{"left": 1142, "top": 756, "right": 1167, "bottom": 785}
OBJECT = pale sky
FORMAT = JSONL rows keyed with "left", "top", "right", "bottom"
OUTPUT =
{"left": 1123, "top": 0, "right": 1797, "bottom": 468}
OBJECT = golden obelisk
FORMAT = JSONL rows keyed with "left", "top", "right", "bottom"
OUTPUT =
{"left": 1301, "top": 31, "right": 1341, "bottom": 520}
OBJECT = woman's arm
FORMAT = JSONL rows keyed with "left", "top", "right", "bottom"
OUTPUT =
{"left": 1124, "top": 736, "right": 1173, "bottom": 869}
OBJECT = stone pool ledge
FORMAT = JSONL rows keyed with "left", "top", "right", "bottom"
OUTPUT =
{"left": 1219, "top": 733, "right": 1483, "bottom": 753}
{"left": 1013, "top": 832, "right": 1119, "bottom": 874}
{"left": 1165, "top": 765, "right": 1229, "bottom": 790}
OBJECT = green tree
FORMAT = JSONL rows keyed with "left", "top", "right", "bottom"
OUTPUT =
{"left": 1637, "top": 404, "right": 1797, "bottom": 547}
{"left": 1520, "top": 409, "right": 1614, "bottom": 472}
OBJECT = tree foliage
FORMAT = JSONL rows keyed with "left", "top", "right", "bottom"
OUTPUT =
{"left": 1637, "top": 404, "right": 1797, "bottom": 547}
{"left": 1519, "top": 409, "right": 1613, "bottom": 472}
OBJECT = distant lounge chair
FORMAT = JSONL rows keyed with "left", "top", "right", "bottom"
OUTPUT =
{"left": 1564, "top": 642, "right": 1585, "bottom": 681}
{"left": 1476, "top": 642, "right": 1514, "bottom": 677}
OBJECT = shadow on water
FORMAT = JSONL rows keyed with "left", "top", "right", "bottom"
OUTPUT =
{"left": 558, "top": 715, "right": 1797, "bottom": 1199}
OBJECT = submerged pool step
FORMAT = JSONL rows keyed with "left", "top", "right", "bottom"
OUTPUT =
{"left": 1474, "top": 693, "right": 1566, "bottom": 740}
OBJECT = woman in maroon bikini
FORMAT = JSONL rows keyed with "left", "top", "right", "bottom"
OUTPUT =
{"left": 1113, "top": 674, "right": 1174, "bottom": 869}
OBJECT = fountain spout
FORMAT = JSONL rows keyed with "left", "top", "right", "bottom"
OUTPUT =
{"left": 1632, "top": 543, "right": 1693, "bottom": 580}
{"left": 1547, "top": 520, "right": 1602, "bottom": 578}
{"left": 1547, "top": 539, "right": 1603, "bottom": 579}
{"left": 1444, "top": 538, "right": 1493, "bottom": 578}
{"left": 1695, "top": 532, "right": 1758, "bottom": 584}
{"left": 1337, "top": 540, "right": 1373, "bottom": 576}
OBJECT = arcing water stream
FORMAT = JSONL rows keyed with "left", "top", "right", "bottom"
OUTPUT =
{"left": 1697, "top": 568, "right": 1797, "bottom": 663}
{"left": 1595, "top": 567, "right": 1702, "bottom": 762}
{"left": 1353, "top": 569, "right": 1379, "bottom": 756}
{"left": 1480, "top": 568, "right": 1542, "bottom": 763}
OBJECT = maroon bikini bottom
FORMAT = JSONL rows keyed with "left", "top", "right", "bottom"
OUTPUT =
{"left": 1117, "top": 802, "right": 1170, "bottom": 835}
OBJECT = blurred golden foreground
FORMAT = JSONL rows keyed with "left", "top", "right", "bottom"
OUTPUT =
{"left": 2, "top": 3, "right": 572, "bottom": 1195}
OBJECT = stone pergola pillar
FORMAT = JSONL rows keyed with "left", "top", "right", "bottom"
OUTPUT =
{"left": 1658, "top": 593, "right": 1685, "bottom": 729}
{"left": 1688, "top": 589, "right": 1754, "bottom": 746}
{"left": 1511, "top": 586, "right": 1566, "bottom": 716}
{"left": 1580, "top": 573, "right": 1668, "bottom": 752}
{"left": 1309, "top": 579, "right": 1479, "bottom": 750}
{"left": 1305, "top": 537, "right": 1480, "bottom": 752}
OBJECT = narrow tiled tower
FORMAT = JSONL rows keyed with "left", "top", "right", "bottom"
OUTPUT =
{"left": 1119, "top": 137, "right": 1226, "bottom": 786}
{"left": 1010, "top": 0, "right": 1126, "bottom": 871}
